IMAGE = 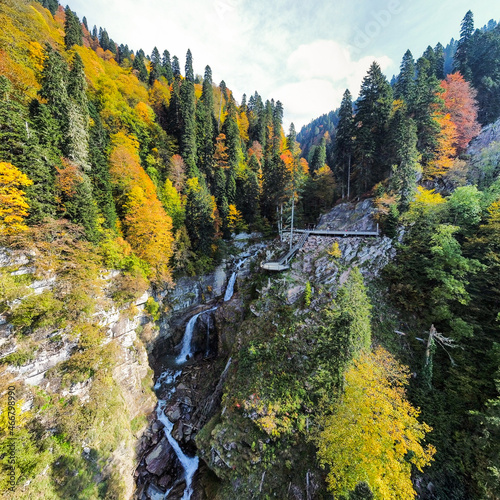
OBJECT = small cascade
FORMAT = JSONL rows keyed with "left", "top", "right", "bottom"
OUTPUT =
{"left": 223, "top": 254, "right": 252, "bottom": 302}
{"left": 223, "top": 272, "right": 237, "bottom": 302}
{"left": 176, "top": 307, "right": 217, "bottom": 365}
{"left": 153, "top": 367, "right": 199, "bottom": 500}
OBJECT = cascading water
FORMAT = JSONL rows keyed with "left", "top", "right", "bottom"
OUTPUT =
{"left": 156, "top": 399, "right": 199, "bottom": 500}
{"left": 223, "top": 272, "right": 237, "bottom": 302}
{"left": 147, "top": 247, "right": 264, "bottom": 498}
{"left": 223, "top": 254, "right": 252, "bottom": 302}
{"left": 175, "top": 307, "right": 217, "bottom": 365}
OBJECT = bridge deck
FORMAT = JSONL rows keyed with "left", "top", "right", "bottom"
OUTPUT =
{"left": 260, "top": 224, "right": 380, "bottom": 271}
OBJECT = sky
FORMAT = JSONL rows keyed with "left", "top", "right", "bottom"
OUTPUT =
{"left": 66, "top": 0, "right": 499, "bottom": 131}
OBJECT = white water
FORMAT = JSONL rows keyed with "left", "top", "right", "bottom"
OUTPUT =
{"left": 224, "top": 255, "right": 252, "bottom": 302}
{"left": 223, "top": 272, "right": 237, "bottom": 302}
{"left": 154, "top": 370, "right": 182, "bottom": 391}
{"left": 175, "top": 307, "right": 217, "bottom": 365}
{"left": 156, "top": 399, "right": 199, "bottom": 500}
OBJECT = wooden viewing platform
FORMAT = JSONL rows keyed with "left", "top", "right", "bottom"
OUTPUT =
{"left": 260, "top": 224, "right": 380, "bottom": 271}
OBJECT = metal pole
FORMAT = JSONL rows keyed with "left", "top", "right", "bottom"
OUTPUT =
{"left": 347, "top": 154, "right": 351, "bottom": 199}
{"left": 290, "top": 182, "right": 295, "bottom": 252}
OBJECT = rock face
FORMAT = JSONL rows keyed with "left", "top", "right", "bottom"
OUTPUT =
{"left": 316, "top": 199, "right": 378, "bottom": 232}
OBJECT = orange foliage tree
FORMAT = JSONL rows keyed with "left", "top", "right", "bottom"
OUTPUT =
{"left": 109, "top": 132, "right": 173, "bottom": 282}
{"left": 441, "top": 72, "right": 481, "bottom": 153}
{"left": 426, "top": 111, "right": 457, "bottom": 179}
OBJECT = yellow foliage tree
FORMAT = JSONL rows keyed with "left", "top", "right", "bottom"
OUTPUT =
{"left": 227, "top": 204, "right": 247, "bottom": 233}
{"left": 316, "top": 347, "right": 435, "bottom": 500}
{"left": 0, "top": 162, "right": 33, "bottom": 236}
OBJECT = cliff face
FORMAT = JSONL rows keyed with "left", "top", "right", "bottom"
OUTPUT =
{"left": 0, "top": 245, "right": 156, "bottom": 499}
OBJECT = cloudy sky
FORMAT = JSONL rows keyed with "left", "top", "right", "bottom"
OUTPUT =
{"left": 67, "top": 0, "right": 499, "bottom": 131}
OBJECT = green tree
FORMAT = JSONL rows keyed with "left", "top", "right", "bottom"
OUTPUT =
{"left": 354, "top": 62, "right": 393, "bottom": 193}
{"left": 0, "top": 76, "right": 56, "bottom": 222}
{"left": 184, "top": 177, "right": 215, "bottom": 254}
{"left": 309, "top": 137, "right": 326, "bottom": 175}
{"left": 132, "top": 51, "right": 148, "bottom": 83}
{"left": 162, "top": 50, "right": 174, "bottom": 83}
{"left": 160, "top": 178, "right": 185, "bottom": 231}
{"left": 172, "top": 55, "right": 181, "bottom": 78}
{"left": 394, "top": 49, "right": 416, "bottom": 104}
{"left": 454, "top": 10, "right": 474, "bottom": 80}
{"left": 196, "top": 65, "right": 216, "bottom": 179}
{"left": 180, "top": 78, "right": 198, "bottom": 177}
{"left": 185, "top": 49, "right": 194, "bottom": 82}
{"left": 64, "top": 6, "right": 83, "bottom": 50}
{"left": 390, "top": 106, "right": 420, "bottom": 212}
{"left": 334, "top": 89, "right": 354, "bottom": 198}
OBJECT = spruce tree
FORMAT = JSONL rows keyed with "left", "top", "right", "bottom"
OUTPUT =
{"left": 162, "top": 50, "right": 174, "bottom": 83}
{"left": 172, "top": 55, "right": 181, "bottom": 78}
{"left": 0, "top": 76, "right": 56, "bottom": 222}
{"left": 99, "top": 29, "right": 110, "bottom": 51}
{"left": 180, "top": 78, "right": 198, "bottom": 177}
{"left": 132, "top": 51, "right": 148, "bottom": 83}
{"left": 390, "top": 108, "right": 420, "bottom": 212}
{"left": 87, "top": 102, "right": 117, "bottom": 229}
{"left": 196, "top": 65, "right": 216, "bottom": 178}
{"left": 354, "top": 62, "right": 393, "bottom": 193}
{"left": 310, "top": 137, "right": 327, "bottom": 175}
{"left": 82, "top": 16, "right": 88, "bottom": 31}
{"left": 185, "top": 49, "right": 194, "bottom": 82}
{"left": 64, "top": 6, "right": 83, "bottom": 50}
{"left": 434, "top": 42, "right": 445, "bottom": 80}
{"left": 454, "top": 10, "right": 474, "bottom": 80}
{"left": 394, "top": 50, "right": 416, "bottom": 104}
{"left": 334, "top": 89, "right": 354, "bottom": 198}
{"left": 40, "top": 45, "right": 69, "bottom": 147}
{"left": 185, "top": 177, "right": 215, "bottom": 254}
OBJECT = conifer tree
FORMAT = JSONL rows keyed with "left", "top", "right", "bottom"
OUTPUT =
{"left": 434, "top": 42, "right": 445, "bottom": 80}
{"left": 334, "top": 89, "right": 354, "bottom": 198}
{"left": 310, "top": 137, "right": 326, "bottom": 175}
{"left": 99, "top": 28, "right": 110, "bottom": 51}
{"left": 87, "top": 102, "right": 117, "bottom": 229}
{"left": 0, "top": 76, "right": 56, "bottom": 222}
{"left": 82, "top": 16, "right": 88, "bottom": 31}
{"left": 412, "top": 56, "right": 442, "bottom": 167}
{"left": 133, "top": 51, "right": 148, "bottom": 83}
{"left": 172, "top": 55, "right": 181, "bottom": 78}
{"left": 394, "top": 50, "right": 416, "bottom": 104}
{"left": 185, "top": 49, "right": 194, "bottom": 82}
{"left": 185, "top": 177, "right": 216, "bottom": 254}
{"left": 354, "top": 62, "right": 393, "bottom": 193}
{"left": 64, "top": 6, "right": 83, "bottom": 50}
{"left": 180, "top": 78, "right": 198, "bottom": 177}
{"left": 196, "top": 65, "right": 216, "bottom": 179}
{"left": 454, "top": 10, "right": 474, "bottom": 80}
{"left": 390, "top": 107, "right": 420, "bottom": 212}
{"left": 162, "top": 50, "right": 174, "bottom": 83}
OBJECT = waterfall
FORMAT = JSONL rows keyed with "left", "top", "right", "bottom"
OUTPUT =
{"left": 224, "top": 255, "right": 251, "bottom": 302}
{"left": 176, "top": 307, "right": 217, "bottom": 365}
{"left": 156, "top": 399, "right": 199, "bottom": 500}
{"left": 223, "top": 271, "right": 237, "bottom": 302}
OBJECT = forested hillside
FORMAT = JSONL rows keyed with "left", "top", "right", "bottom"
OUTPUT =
{"left": 0, "top": 1, "right": 500, "bottom": 499}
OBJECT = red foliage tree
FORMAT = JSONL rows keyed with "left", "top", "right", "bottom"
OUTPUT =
{"left": 441, "top": 72, "right": 481, "bottom": 154}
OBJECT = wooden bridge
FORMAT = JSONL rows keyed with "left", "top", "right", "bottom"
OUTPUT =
{"left": 260, "top": 224, "right": 380, "bottom": 271}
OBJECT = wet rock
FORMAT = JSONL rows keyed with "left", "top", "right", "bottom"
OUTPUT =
{"left": 146, "top": 483, "right": 166, "bottom": 500}
{"left": 145, "top": 437, "right": 176, "bottom": 476}
{"left": 166, "top": 404, "right": 182, "bottom": 422}
{"left": 166, "top": 479, "right": 187, "bottom": 499}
